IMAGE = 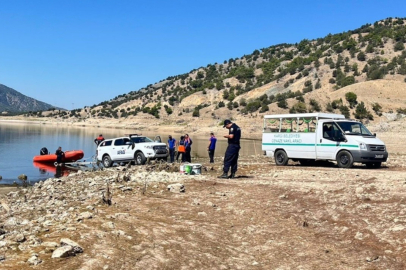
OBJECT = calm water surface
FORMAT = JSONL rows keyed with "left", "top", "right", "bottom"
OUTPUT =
{"left": 0, "top": 121, "right": 262, "bottom": 184}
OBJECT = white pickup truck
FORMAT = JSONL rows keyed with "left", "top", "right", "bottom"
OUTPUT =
{"left": 96, "top": 134, "right": 168, "bottom": 167}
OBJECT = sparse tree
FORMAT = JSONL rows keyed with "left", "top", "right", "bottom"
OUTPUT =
{"left": 345, "top": 92, "right": 358, "bottom": 108}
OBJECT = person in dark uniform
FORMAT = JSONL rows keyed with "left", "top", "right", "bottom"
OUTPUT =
{"left": 219, "top": 119, "right": 241, "bottom": 179}
{"left": 55, "top": 146, "right": 65, "bottom": 166}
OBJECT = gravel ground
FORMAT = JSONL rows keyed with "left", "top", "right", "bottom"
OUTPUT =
{"left": 0, "top": 154, "right": 405, "bottom": 269}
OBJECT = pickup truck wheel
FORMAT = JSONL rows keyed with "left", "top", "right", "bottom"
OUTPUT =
{"left": 365, "top": 162, "right": 382, "bottom": 169}
{"left": 274, "top": 150, "right": 289, "bottom": 166}
{"left": 135, "top": 152, "right": 146, "bottom": 165}
{"left": 102, "top": 155, "right": 113, "bottom": 168}
{"left": 336, "top": 151, "right": 353, "bottom": 168}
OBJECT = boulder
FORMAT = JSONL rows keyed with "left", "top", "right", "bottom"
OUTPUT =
{"left": 60, "top": 238, "right": 83, "bottom": 253}
{"left": 52, "top": 246, "right": 74, "bottom": 258}
{"left": 167, "top": 183, "right": 185, "bottom": 193}
{"left": 27, "top": 254, "right": 42, "bottom": 265}
{"left": 77, "top": 211, "right": 93, "bottom": 221}
{"left": 18, "top": 174, "right": 28, "bottom": 181}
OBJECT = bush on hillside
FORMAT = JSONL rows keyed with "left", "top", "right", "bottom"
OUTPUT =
{"left": 357, "top": 52, "right": 366, "bottom": 61}
{"left": 354, "top": 101, "right": 373, "bottom": 120}
{"left": 345, "top": 92, "right": 358, "bottom": 108}
{"left": 277, "top": 99, "right": 288, "bottom": 109}
{"left": 289, "top": 102, "right": 307, "bottom": 113}
{"left": 338, "top": 105, "right": 349, "bottom": 118}
{"left": 372, "top": 102, "right": 382, "bottom": 115}
{"left": 394, "top": 41, "right": 405, "bottom": 52}
{"left": 309, "top": 99, "right": 321, "bottom": 111}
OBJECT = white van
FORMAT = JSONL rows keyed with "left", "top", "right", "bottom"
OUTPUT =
{"left": 262, "top": 113, "right": 388, "bottom": 168}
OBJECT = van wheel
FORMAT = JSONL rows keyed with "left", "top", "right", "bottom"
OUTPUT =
{"left": 336, "top": 151, "right": 353, "bottom": 168}
{"left": 102, "top": 155, "right": 113, "bottom": 168}
{"left": 366, "top": 162, "right": 381, "bottom": 169}
{"left": 135, "top": 152, "right": 146, "bottom": 165}
{"left": 274, "top": 150, "right": 289, "bottom": 166}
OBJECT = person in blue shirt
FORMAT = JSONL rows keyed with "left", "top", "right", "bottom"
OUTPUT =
{"left": 207, "top": 132, "right": 217, "bottom": 163}
{"left": 167, "top": 135, "right": 176, "bottom": 163}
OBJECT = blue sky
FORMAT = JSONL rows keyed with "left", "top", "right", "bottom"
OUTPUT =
{"left": 0, "top": 0, "right": 404, "bottom": 110}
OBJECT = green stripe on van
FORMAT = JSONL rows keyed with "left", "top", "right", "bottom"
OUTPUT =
{"left": 262, "top": 143, "right": 359, "bottom": 148}
{"left": 262, "top": 143, "right": 314, "bottom": 146}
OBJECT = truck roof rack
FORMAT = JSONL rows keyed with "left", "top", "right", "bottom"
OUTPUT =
{"left": 127, "top": 134, "right": 142, "bottom": 137}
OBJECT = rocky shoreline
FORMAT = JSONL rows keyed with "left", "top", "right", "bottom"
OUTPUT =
{"left": 1, "top": 154, "right": 406, "bottom": 269}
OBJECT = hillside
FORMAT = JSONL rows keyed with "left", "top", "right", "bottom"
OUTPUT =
{"left": 0, "top": 84, "right": 61, "bottom": 114}
{"left": 17, "top": 17, "right": 406, "bottom": 127}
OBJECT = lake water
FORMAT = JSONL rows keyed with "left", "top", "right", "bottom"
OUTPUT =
{"left": 0, "top": 121, "right": 262, "bottom": 185}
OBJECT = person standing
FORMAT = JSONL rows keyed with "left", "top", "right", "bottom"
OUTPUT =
{"left": 184, "top": 134, "right": 192, "bottom": 163}
{"left": 94, "top": 134, "right": 105, "bottom": 146}
{"left": 176, "top": 136, "right": 186, "bottom": 162}
{"left": 208, "top": 132, "right": 217, "bottom": 163}
{"left": 55, "top": 146, "right": 65, "bottom": 166}
{"left": 167, "top": 135, "right": 176, "bottom": 163}
{"left": 219, "top": 119, "right": 241, "bottom": 179}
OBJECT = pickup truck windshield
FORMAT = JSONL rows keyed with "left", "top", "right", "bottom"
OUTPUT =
{"left": 336, "top": 122, "right": 373, "bottom": 136}
{"left": 130, "top": 136, "right": 154, "bottom": 143}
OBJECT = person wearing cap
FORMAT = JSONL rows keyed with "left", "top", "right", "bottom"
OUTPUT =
{"left": 219, "top": 119, "right": 241, "bottom": 179}
{"left": 94, "top": 134, "right": 105, "bottom": 146}
{"left": 208, "top": 132, "right": 217, "bottom": 163}
{"left": 167, "top": 135, "right": 176, "bottom": 163}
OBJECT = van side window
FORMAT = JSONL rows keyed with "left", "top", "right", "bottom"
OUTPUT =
{"left": 264, "top": 119, "right": 280, "bottom": 132}
{"left": 323, "top": 123, "right": 333, "bottom": 139}
{"left": 298, "top": 118, "right": 317, "bottom": 133}
{"left": 323, "top": 123, "right": 344, "bottom": 141}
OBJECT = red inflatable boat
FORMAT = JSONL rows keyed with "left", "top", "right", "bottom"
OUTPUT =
{"left": 33, "top": 150, "right": 84, "bottom": 163}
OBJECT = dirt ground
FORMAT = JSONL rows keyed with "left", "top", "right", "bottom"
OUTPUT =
{"left": 1, "top": 152, "right": 406, "bottom": 270}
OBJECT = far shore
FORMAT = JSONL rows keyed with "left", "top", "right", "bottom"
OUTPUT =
{"left": 0, "top": 117, "right": 264, "bottom": 139}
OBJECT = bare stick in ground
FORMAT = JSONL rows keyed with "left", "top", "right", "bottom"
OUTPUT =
{"left": 102, "top": 181, "right": 112, "bottom": 205}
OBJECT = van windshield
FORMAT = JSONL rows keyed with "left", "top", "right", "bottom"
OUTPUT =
{"left": 336, "top": 122, "right": 373, "bottom": 136}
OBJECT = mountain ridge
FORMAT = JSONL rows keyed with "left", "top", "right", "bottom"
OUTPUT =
{"left": 10, "top": 17, "right": 406, "bottom": 124}
{"left": 0, "top": 84, "right": 62, "bottom": 114}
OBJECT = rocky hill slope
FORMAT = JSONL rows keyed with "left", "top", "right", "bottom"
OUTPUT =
{"left": 0, "top": 84, "right": 61, "bottom": 114}
{"left": 19, "top": 17, "right": 406, "bottom": 128}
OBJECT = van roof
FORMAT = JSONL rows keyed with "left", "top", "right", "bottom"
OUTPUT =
{"left": 263, "top": 113, "right": 345, "bottom": 119}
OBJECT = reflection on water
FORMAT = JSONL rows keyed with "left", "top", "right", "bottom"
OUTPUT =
{"left": 33, "top": 161, "right": 70, "bottom": 178}
{"left": 0, "top": 121, "right": 262, "bottom": 184}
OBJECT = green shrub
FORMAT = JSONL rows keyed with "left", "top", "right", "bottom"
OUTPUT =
{"left": 339, "top": 105, "right": 350, "bottom": 118}
{"left": 357, "top": 52, "right": 366, "bottom": 61}
{"left": 394, "top": 41, "right": 405, "bottom": 52}
{"left": 345, "top": 92, "right": 357, "bottom": 108}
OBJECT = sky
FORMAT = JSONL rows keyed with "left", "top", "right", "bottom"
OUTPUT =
{"left": 0, "top": 0, "right": 404, "bottom": 110}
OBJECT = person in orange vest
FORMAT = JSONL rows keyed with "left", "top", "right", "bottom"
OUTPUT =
{"left": 94, "top": 134, "right": 105, "bottom": 146}
{"left": 176, "top": 136, "right": 185, "bottom": 162}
